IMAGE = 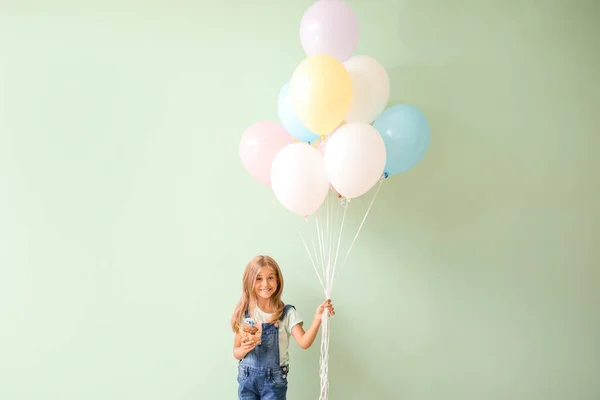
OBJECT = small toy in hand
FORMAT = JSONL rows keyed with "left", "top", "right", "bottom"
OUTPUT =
{"left": 241, "top": 318, "right": 261, "bottom": 345}
{"left": 240, "top": 317, "right": 262, "bottom": 345}
{"left": 242, "top": 321, "right": 258, "bottom": 335}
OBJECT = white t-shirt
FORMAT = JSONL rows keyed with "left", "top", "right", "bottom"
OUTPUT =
{"left": 252, "top": 305, "right": 303, "bottom": 366}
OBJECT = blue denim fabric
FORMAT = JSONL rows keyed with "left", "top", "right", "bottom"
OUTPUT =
{"left": 237, "top": 305, "right": 294, "bottom": 400}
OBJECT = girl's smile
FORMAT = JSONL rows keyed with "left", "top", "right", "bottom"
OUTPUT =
{"left": 254, "top": 267, "right": 278, "bottom": 300}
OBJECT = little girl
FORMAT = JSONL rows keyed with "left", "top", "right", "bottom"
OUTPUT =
{"left": 230, "top": 255, "right": 335, "bottom": 399}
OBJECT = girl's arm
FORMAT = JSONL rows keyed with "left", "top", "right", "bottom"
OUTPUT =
{"left": 291, "top": 299, "right": 335, "bottom": 350}
{"left": 233, "top": 331, "right": 257, "bottom": 360}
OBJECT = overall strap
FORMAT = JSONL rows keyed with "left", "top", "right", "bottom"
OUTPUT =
{"left": 280, "top": 304, "right": 296, "bottom": 321}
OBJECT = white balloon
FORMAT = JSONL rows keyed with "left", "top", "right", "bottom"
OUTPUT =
{"left": 343, "top": 55, "right": 390, "bottom": 123}
{"left": 324, "top": 123, "right": 386, "bottom": 199}
{"left": 271, "top": 143, "right": 330, "bottom": 216}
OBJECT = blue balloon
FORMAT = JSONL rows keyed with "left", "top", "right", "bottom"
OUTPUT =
{"left": 277, "top": 81, "right": 320, "bottom": 143}
{"left": 373, "top": 104, "right": 430, "bottom": 175}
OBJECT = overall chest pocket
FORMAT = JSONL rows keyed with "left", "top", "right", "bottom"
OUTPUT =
{"left": 255, "top": 328, "right": 277, "bottom": 353}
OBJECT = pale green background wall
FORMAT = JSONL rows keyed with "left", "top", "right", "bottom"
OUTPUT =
{"left": 1, "top": 1, "right": 599, "bottom": 399}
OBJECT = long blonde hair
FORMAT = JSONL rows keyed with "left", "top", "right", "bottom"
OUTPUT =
{"left": 230, "top": 255, "right": 285, "bottom": 332}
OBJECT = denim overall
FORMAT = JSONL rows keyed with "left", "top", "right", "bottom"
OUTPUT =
{"left": 237, "top": 305, "right": 294, "bottom": 400}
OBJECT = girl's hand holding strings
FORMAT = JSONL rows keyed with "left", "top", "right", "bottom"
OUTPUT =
{"left": 291, "top": 299, "right": 336, "bottom": 350}
{"left": 314, "top": 299, "right": 335, "bottom": 321}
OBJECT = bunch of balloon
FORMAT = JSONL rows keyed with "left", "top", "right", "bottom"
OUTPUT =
{"left": 238, "top": 1, "right": 431, "bottom": 399}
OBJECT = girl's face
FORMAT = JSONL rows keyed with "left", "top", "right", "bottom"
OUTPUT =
{"left": 254, "top": 266, "right": 278, "bottom": 300}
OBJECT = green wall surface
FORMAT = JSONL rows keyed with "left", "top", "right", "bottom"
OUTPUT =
{"left": 1, "top": 1, "right": 599, "bottom": 399}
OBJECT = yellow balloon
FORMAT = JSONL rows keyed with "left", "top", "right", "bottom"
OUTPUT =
{"left": 289, "top": 54, "right": 353, "bottom": 136}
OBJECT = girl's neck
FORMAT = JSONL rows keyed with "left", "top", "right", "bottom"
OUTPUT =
{"left": 257, "top": 298, "right": 274, "bottom": 313}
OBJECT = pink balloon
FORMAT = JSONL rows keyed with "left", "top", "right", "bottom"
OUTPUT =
{"left": 239, "top": 121, "right": 295, "bottom": 186}
{"left": 300, "top": 0, "right": 359, "bottom": 62}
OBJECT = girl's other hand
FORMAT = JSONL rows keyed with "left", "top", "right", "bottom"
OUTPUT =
{"left": 314, "top": 299, "right": 335, "bottom": 321}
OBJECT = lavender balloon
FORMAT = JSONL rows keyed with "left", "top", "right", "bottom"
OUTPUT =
{"left": 300, "top": 0, "right": 359, "bottom": 62}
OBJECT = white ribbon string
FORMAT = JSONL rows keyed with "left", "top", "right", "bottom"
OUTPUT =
{"left": 334, "top": 176, "right": 385, "bottom": 283}
{"left": 298, "top": 179, "right": 385, "bottom": 400}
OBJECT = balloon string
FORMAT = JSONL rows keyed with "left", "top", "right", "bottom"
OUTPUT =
{"left": 319, "top": 309, "right": 331, "bottom": 400}
{"left": 299, "top": 230, "right": 325, "bottom": 293}
{"left": 301, "top": 180, "right": 383, "bottom": 400}
{"left": 334, "top": 175, "right": 385, "bottom": 283}
{"left": 329, "top": 198, "right": 348, "bottom": 295}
